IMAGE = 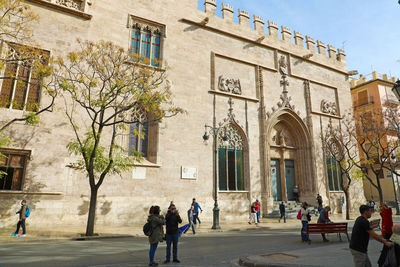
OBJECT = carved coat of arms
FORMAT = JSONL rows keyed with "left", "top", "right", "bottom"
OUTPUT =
{"left": 218, "top": 76, "right": 242, "bottom": 95}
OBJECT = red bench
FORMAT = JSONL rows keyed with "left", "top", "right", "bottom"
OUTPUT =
{"left": 307, "top": 223, "right": 349, "bottom": 243}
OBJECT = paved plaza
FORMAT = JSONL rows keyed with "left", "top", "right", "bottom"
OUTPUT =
{"left": 0, "top": 216, "right": 394, "bottom": 267}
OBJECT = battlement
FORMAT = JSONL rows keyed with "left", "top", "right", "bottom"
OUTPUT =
{"left": 199, "top": 0, "right": 346, "bottom": 63}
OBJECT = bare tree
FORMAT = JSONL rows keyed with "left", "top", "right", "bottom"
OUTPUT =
{"left": 55, "top": 40, "right": 183, "bottom": 236}
{"left": 349, "top": 108, "right": 400, "bottom": 203}
{"left": 322, "top": 116, "right": 358, "bottom": 220}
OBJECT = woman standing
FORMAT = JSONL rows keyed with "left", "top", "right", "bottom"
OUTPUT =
{"left": 148, "top": 205, "right": 164, "bottom": 266}
{"left": 380, "top": 203, "right": 393, "bottom": 239}
{"left": 300, "top": 202, "right": 311, "bottom": 243}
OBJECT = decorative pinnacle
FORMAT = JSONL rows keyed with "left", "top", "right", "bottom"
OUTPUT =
{"left": 305, "top": 36, "right": 315, "bottom": 43}
{"left": 228, "top": 97, "right": 234, "bottom": 115}
{"left": 221, "top": 3, "right": 233, "bottom": 11}
{"left": 294, "top": 31, "right": 303, "bottom": 38}
{"left": 281, "top": 26, "right": 291, "bottom": 33}
{"left": 268, "top": 20, "right": 278, "bottom": 28}
{"left": 253, "top": 15, "right": 264, "bottom": 23}
{"left": 238, "top": 9, "right": 249, "bottom": 18}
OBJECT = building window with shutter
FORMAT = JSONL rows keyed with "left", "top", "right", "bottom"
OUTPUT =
{"left": 0, "top": 149, "right": 30, "bottom": 191}
{"left": 129, "top": 16, "right": 164, "bottom": 68}
{"left": 0, "top": 43, "right": 49, "bottom": 111}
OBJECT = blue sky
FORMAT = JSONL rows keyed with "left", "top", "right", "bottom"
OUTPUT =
{"left": 198, "top": 0, "right": 400, "bottom": 79}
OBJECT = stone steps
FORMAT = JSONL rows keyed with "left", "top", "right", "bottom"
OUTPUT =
{"left": 264, "top": 201, "right": 319, "bottom": 219}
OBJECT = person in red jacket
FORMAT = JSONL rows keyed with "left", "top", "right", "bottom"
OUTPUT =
{"left": 380, "top": 202, "right": 393, "bottom": 239}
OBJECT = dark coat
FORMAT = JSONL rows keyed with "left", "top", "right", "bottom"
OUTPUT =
{"left": 148, "top": 214, "right": 164, "bottom": 244}
{"left": 165, "top": 211, "right": 182, "bottom": 235}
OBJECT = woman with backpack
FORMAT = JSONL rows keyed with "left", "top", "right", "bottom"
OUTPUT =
{"left": 300, "top": 202, "right": 311, "bottom": 243}
{"left": 147, "top": 206, "right": 164, "bottom": 266}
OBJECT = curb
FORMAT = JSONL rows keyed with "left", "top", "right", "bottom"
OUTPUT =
{"left": 237, "top": 256, "right": 321, "bottom": 267}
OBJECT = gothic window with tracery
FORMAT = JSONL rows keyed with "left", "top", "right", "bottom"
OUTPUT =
{"left": 326, "top": 157, "right": 343, "bottom": 191}
{"left": 128, "top": 108, "right": 158, "bottom": 163}
{"left": 130, "top": 17, "right": 164, "bottom": 67}
{"left": 218, "top": 124, "right": 245, "bottom": 191}
{"left": 0, "top": 44, "right": 49, "bottom": 111}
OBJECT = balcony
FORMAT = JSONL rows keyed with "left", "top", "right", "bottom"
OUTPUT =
{"left": 353, "top": 96, "right": 374, "bottom": 109}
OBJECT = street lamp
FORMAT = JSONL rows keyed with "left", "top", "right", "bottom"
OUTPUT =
{"left": 203, "top": 125, "right": 230, "bottom": 230}
{"left": 202, "top": 97, "right": 237, "bottom": 230}
{"left": 391, "top": 154, "right": 400, "bottom": 215}
{"left": 392, "top": 79, "right": 400, "bottom": 101}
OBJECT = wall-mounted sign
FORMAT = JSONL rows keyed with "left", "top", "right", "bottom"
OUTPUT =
{"left": 132, "top": 167, "right": 146, "bottom": 179}
{"left": 181, "top": 166, "right": 197, "bottom": 180}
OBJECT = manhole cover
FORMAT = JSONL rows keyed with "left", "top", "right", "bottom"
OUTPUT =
{"left": 262, "top": 253, "right": 299, "bottom": 261}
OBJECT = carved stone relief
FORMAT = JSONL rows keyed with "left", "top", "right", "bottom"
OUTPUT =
{"left": 55, "top": 0, "right": 83, "bottom": 11}
{"left": 278, "top": 55, "right": 288, "bottom": 76}
{"left": 320, "top": 100, "right": 338, "bottom": 115}
{"left": 271, "top": 124, "right": 296, "bottom": 147}
{"left": 218, "top": 75, "right": 242, "bottom": 95}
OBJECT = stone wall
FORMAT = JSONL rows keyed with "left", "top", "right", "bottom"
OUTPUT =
{"left": 0, "top": 0, "right": 365, "bottom": 229}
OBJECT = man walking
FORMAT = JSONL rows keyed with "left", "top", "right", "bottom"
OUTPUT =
{"left": 12, "top": 200, "right": 28, "bottom": 237}
{"left": 248, "top": 202, "right": 258, "bottom": 226}
{"left": 254, "top": 199, "right": 261, "bottom": 223}
{"left": 350, "top": 205, "right": 393, "bottom": 267}
{"left": 164, "top": 204, "right": 182, "bottom": 264}
{"left": 192, "top": 198, "right": 202, "bottom": 225}
{"left": 279, "top": 201, "right": 286, "bottom": 223}
{"left": 184, "top": 205, "right": 196, "bottom": 235}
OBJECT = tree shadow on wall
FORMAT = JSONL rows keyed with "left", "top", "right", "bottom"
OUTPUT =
{"left": 77, "top": 195, "right": 112, "bottom": 217}
{"left": 0, "top": 176, "right": 46, "bottom": 228}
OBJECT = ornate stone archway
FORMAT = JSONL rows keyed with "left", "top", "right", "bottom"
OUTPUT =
{"left": 266, "top": 110, "right": 314, "bottom": 202}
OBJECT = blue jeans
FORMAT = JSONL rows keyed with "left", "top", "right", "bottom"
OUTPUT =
{"left": 256, "top": 210, "right": 260, "bottom": 223}
{"left": 149, "top": 242, "right": 158, "bottom": 263}
{"left": 184, "top": 222, "right": 195, "bottom": 234}
{"left": 166, "top": 233, "right": 179, "bottom": 260}
{"left": 301, "top": 221, "right": 309, "bottom": 241}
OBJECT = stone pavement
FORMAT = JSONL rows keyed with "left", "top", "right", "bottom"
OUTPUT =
{"left": 232, "top": 240, "right": 384, "bottom": 267}
{"left": 0, "top": 214, "right": 355, "bottom": 242}
{"left": 232, "top": 214, "right": 400, "bottom": 267}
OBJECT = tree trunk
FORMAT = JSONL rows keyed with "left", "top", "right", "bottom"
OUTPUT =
{"left": 86, "top": 187, "right": 98, "bottom": 236}
{"left": 376, "top": 174, "right": 384, "bottom": 203}
{"left": 344, "top": 189, "right": 350, "bottom": 220}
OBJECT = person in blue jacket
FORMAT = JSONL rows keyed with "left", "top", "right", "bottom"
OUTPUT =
{"left": 192, "top": 198, "right": 203, "bottom": 225}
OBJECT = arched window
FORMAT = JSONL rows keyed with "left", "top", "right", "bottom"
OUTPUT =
{"left": 218, "top": 124, "right": 245, "bottom": 191}
{"left": 326, "top": 157, "right": 343, "bottom": 191}
{"left": 128, "top": 110, "right": 158, "bottom": 163}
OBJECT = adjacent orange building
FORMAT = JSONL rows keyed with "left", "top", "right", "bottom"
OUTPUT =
{"left": 351, "top": 72, "right": 400, "bottom": 202}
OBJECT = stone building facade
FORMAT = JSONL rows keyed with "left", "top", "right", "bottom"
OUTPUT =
{"left": 0, "top": 0, "right": 366, "bottom": 228}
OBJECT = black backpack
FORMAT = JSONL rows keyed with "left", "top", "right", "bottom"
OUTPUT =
{"left": 143, "top": 221, "right": 153, "bottom": 236}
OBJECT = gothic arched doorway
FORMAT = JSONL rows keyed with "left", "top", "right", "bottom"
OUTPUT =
{"left": 266, "top": 110, "right": 314, "bottom": 202}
